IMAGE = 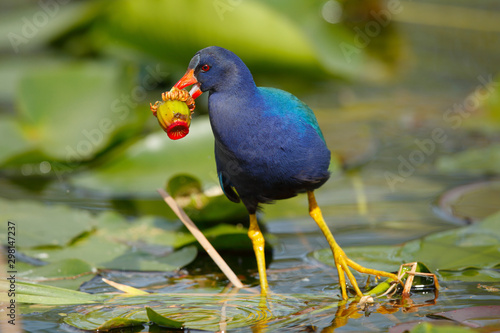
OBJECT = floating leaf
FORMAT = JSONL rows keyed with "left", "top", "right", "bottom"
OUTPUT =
{"left": 0, "top": 198, "right": 95, "bottom": 248}
{"left": 9, "top": 281, "right": 105, "bottom": 305}
{"left": 146, "top": 307, "right": 184, "bottom": 329}
{"left": 167, "top": 174, "right": 203, "bottom": 198}
{"left": 15, "top": 61, "right": 135, "bottom": 162}
{"left": 0, "top": 117, "right": 34, "bottom": 165}
{"left": 65, "top": 306, "right": 148, "bottom": 331}
{"left": 14, "top": 210, "right": 197, "bottom": 273}
{"left": 22, "top": 231, "right": 128, "bottom": 267}
{"left": 98, "top": 317, "right": 145, "bottom": 330}
{"left": 62, "top": 293, "right": 313, "bottom": 331}
{"left": 432, "top": 305, "right": 500, "bottom": 325}
{"left": 396, "top": 305, "right": 500, "bottom": 333}
{"left": 405, "top": 322, "right": 473, "bottom": 333}
{"left": 103, "top": 246, "right": 198, "bottom": 271}
{"left": 483, "top": 73, "right": 500, "bottom": 123}
{"left": 436, "top": 144, "right": 500, "bottom": 175}
{"left": 436, "top": 180, "right": 500, "bottom": 223}
{"left": 438, "top": 268, "right": 500, "bottom": 282}
{"left": 18, "top": 283, "right": 325, "bottom": 331}
{"left": 0, "top": 59, "right": 143, "bottom": 170}
{"left": 22, "top": 232, "right": 197, "bottom": 272}
{"left": 99, "top": 213, "right": 179, "bottom": 247}
{"left": 18, "top": 258, "right": 93, "bottom": 280}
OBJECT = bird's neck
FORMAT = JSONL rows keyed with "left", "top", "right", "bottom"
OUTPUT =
{"left": 208, "top": 67, "right": 262, "bottom": 114}
{"left": 208, "top": 84, "right": 264, "bottom": 148}
{"left": 215, "top": 64, "right": 258, "bottom": 97}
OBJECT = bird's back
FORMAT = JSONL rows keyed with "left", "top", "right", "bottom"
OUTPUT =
{"left": 211, "top": 87, "right": 331, "bottom": 213}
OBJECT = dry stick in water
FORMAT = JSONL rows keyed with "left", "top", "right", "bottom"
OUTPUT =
{"left": 157, "top": 188, "right": 244, "bottom": 289}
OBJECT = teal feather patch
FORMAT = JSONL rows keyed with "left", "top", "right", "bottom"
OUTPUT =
{"left": 258, "top": 87, "right": 326, "bottom": 143}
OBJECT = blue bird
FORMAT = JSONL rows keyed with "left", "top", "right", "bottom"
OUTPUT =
{"left": 174, "top": 46, "right": 398, "bottom": 299}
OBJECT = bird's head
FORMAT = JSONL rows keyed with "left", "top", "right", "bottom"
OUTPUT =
{"left": 174, "top": 46, "right": 255, "bottom": 99}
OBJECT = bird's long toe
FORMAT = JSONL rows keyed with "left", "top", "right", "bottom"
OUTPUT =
{"left": 332, "top": 244, "right": 400, "bottom": 299}
{"left": 308, "top": 191, "right": 400, "bottom": 300}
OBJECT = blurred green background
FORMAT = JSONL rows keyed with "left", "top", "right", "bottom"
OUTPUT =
{"left": 1, "top": 0, "right": 498, "bottom": 196}
{"left": 1, "top": 0, "right": 500, "bottom": 238}
{"left": 1, "top": 1, "right": 500, "bottom": 331}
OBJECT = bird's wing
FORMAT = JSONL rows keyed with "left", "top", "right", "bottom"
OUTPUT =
{"left": 218, "top": 171, "right": 240, "bottom": 203}
{"left": 258, "top": 87, "right": 326, "bottom": 143}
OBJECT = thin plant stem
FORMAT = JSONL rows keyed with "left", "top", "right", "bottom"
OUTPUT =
{"left": 157, "top": 188, "right": 244, "bottom": 289}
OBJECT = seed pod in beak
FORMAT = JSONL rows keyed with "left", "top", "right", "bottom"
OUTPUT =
{"left": 150, "top": 87, "right": 195, "bottom": 140}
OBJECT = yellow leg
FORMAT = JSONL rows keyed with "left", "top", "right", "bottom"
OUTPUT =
{"left": 307, "top": 191, "right": 399, "bottom": 300}
{"left": 248, "top": 213, "right": 269, "bottom": 294}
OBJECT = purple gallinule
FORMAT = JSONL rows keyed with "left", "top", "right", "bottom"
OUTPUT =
{"left": 174, "top": 46, "right": 398, "bottom": 299}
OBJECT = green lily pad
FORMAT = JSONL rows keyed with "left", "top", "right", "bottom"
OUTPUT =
{"left": 483, "top": 73, "right": 500, "bottom": 123}
{"left": 103, "top": 246, "right": 197, "bottom": 271}
{"left": 18, "top": 259, "right": 93, "bottom": 280}
{"left": 22, "top": 234, "right": 197, "bottom": 274}
{"left": 436, "top": 180, "right": 500, "bottom": 223}
{"left": 61, "top": 292, "right": 316, "bottom": 331}
{"left": 10, "top": 281, "right": 105, "bottom": 305}
{"left": 407, "top": 322, "right": 474, "bottom": 333}
{"left": 0, "top": 117, "right": 35, "bottom": 165}
{"left": 0, "top": 60, "right": 144, "bottom": 170}
{"left": 11, "top": 206, "right": 253, "bottom": 275}
{"left": 436, "top": 143, "right": 500, "bottom": 175}
{"left": 22, "top": 233, "right": 128, "bottom": 267}
{"left": 98, "top": 317, "right": 145, "bottom": 331}
{"left": 17, "top": 259, "right": 96, "bottom": 290}
{"left": 313, "top": 211, "right": 500, "bottom": 281}
{"left": 390, "top": 306, "right": 500, "bottom": 333}
{"left": 20, "top": 213, "right": 198, "bottom": 272}
{"left": 167, "top": 174, "right": 203, "bottom": 198}
{"left": 15, "top": 61, "right": 134, "bottom": 162}
{"left": 146, "top": 307, "right": 184, "bottom": 329}
{"left": 64, "top": 305, "right": 148, "bottom": 331}
{"left": 438, "top": 268, "right": 500, "bottom": 282}
{"left": 98, "top": 213, "right": 179, "bottom": 247}
{"left": 0, "top": 198, "right": 95, "bottom": 248}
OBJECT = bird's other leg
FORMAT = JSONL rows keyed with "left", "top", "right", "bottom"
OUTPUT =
{"left": 248, "top": 213, "right": 269, "bottom": 294}
{"left": 307, "top": 191, "right": 399, "bottom": 300}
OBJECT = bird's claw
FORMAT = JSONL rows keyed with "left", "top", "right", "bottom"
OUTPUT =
{"left": 338, "top": 254, "right": 400, "bottom": 299}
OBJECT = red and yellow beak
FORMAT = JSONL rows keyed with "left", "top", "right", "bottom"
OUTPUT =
{"left": 174, "top": 69, "right": 203, "bottom": 99}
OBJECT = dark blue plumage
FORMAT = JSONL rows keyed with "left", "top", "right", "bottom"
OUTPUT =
{"left": 177, "top": 46, "right": 330, "bottom": 214}
{"left": 213, "top": 86, "right": 331, "bottom": 214}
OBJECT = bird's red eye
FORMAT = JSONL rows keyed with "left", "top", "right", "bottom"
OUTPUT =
{"left": 201, "top": 64, "right": 210, "bottom": 72}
